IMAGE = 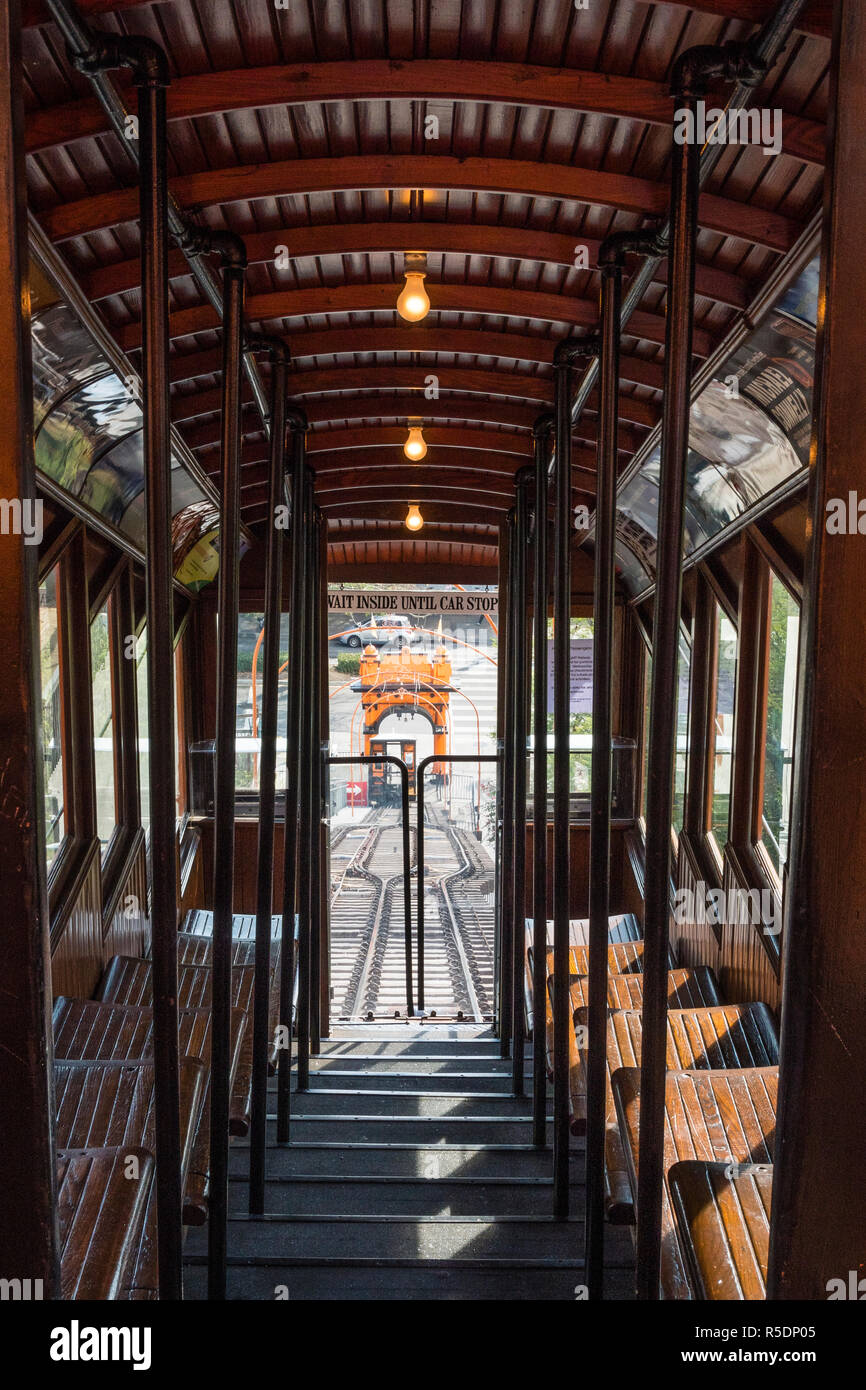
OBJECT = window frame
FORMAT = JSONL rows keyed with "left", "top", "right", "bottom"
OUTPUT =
{"left": 752, "top": 563, "right": 801, "bottom": 892}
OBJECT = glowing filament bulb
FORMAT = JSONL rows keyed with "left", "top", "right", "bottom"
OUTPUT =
{"left": 404, "top": 420, "right": 427, "bottom": 461}
{"left": 405, "top": 503, "right": 424, "bottom": 532}
{"left": 397, "top": 269, "right": 430, "bottom": 322}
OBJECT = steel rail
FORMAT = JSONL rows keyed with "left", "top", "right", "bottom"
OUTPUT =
{"left": 531, "top": 414, "right": 554, "bottom": 1148}
{"left": 511, "top": 470, "right": 532, "bottom": 1096}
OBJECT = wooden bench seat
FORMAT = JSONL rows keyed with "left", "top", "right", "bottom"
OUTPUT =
{"left": 570, "top": 1003, "right": 779, "bottom": 1225}
{"left": 54, "top": 1058, "right": 205, "bottom": 1298}
{"left": 525, "top": 915, "right": 642, "bottom": 1028}
{"left": 613, "top": 1067, "right": 779, "bottom": 1299}
{"left": 553, "top": 967, "right": 723, "bottom": 1074}
{"left": 53, "top": 997, "right": 247, "bottom": 1223}
{"left": 669, "top": 1160, "right": 772, "bottom": 1301}
{"left": 58, "top": 1146, "right": 154, "bottom": 1300}
{"left": 182, "top": 908, "right": 283, "bottom": 940}
{"left": 97, "top": 954, "right": 281, "bottom": 1134}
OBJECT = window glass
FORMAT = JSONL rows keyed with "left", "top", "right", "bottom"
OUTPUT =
{"left": 641, "top": 650, "right": 652, "bottom": 821}
{"left": 90, "top": 601, "right": 117, "bottom": 856}
{"left": 709, "top": 608, "right": 737, "bottom": 845}
{"left": 672, "top": 635, "right": 691, "bottom": 835}
{"left": 236, "top": 611, "right": 290, "bottom": 791}
{"left": 761, "top": 576, "right": 800, "bottom": 875}
{"left": 39, "top": 566, "right": 66, "bottom": 868}
{"left": 135, "top": 629, "right": 150, "bottom": 832}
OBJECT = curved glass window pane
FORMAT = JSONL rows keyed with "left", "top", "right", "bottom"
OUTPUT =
{"left": 709, "top": 608, "right": 737, "bottom": 845}
{"left": 39, "top": 565, "right": 66, "bottom": 869}
{"left": 761, "top": 577, "right": 800, "bottom": 876}
{"left": 91, "top": 602, "right": 118, "bottom": 857}
{"left": 673, "top": 634, "right": 691, "bottom": 836}
{"left": 35, "top": 372, "right": 142, "bottom": 497}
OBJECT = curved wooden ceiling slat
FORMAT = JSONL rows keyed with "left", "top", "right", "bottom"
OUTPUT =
{"left": 41, "top": 153, "right": 801, "bottom": 252}
{"left": 19, "top": 0, "right": 833, "bottom": 38}
{"left": 168, "top": 346, "right": 666, "bottom": 395}
{"left": 117, "top": 282, "right": 711, "bottom": 356}
{"left": 79, "top": 221, "right": 748, "bottom": 311}
{"left": 169, "top": 383, "right": 657, "bottom": 435}
{"left": 23, "top": 58, "right": 825, "bottom": 166}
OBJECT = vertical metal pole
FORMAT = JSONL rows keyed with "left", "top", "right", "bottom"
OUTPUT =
{"left": 247, "top": 338, "right": 288, "bottom": 1215}
{"left": 417, "top": 768, "right": 426, "bottom": 1009}
{"left": 532, "top": 416, "right": 553, "bottom": 1147}
{"left": 277, "top": 422, "right": 308, "bottom": 1138}
{"left": 208, "top": 239, "right": 247, "bottom": 1301}
{"left": 310, "top": 508, "right": 323, "bottom": 1055}
{"left": 296, "top": 470, "right": 315, "bottom": 1091}
{"left": 511, "top": 473, "right": 531, "bottom": 1096}
{"left": 499, "top": 514, "right": 516, "bottom": 1058}
{"left": 0, "top": 0, "right": 59, "bottom": 1295}
{"left": 400, "top": 762, "right": 415, "bottom": 1019}
{"left": 635, "top": 76, "right": 701, "bottom": 1302}
{"left": 137, "top": 50, "right": 184, "bottom": 1301}
{"left": 585, "top": 239, "right": 629, "bottom": 1298}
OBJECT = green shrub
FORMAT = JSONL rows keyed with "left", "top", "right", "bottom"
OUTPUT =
{"left": 336, "top": 652, "right": 361, "bottom": 675}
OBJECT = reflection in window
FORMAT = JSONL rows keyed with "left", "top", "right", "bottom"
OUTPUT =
{"left": 90, "top": 602, "right": 117, "bottom": 857}
{"left": 641, "top": 650, "right": 652, "bottom": 822}
{"left": 761, "top": 576, "right": 800, "bottom": 876}
{"left": 709, "top": 608, "right": 737, "bottom": 846}
{"left": 673, "top": 635, "right": 691, "bottom": 835}
{"left": 39, "top": 566, "right": 66, "bottom": 869}
{"left": 135, "top": 629, "right": 150, "bottom": 832}
{"left": 235, "top": 611, "right": 291, "bottom": 792}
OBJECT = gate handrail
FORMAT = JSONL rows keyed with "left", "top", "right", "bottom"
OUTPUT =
{"left": 416, "top": 753, "right": 501, "bottom": 1011}
{"left": 327, "top": 755, "right": 415, "bottom": 1017}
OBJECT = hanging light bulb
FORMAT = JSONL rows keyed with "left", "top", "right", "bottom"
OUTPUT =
{"left": 404, "top": 418, "right": 427, "bottom": 461}
{"left": 405, "top": 503, "right": 424, "bottom": 532}
{"left": 396, "top": 251, "right": 430, "bottom": 322}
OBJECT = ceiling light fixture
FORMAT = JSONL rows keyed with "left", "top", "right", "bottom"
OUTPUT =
{"left": 396, "top": 251, "right": 430, "bottom": 322}
{"left": 405, "top": 503, "right": 424, "bottom": 532}
{"left": 404, "top": 418, "right": 427, "bottom": 461}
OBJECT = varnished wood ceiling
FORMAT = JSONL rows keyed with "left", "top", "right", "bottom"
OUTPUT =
{"left": 21, "top": 0, "right": 830, "bottom": 570}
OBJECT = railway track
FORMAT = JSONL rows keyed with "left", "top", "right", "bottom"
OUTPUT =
{"left": 328, "top": 806, "right": 495, "bottom": 1022}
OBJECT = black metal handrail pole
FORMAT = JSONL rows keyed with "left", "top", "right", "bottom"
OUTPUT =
{"left": 246, "top": 336, "right": 289, "bottom": 1215}
{"left": 277, "top": 422, "right": 308, "bottom": 1139}
{"left": 310, "top": 507, "right": 324, "bottom": 1055}
{"left": 296, "top": 470, "right": 316, "bottom": 1089}
{"left": 328, "top": 756, "right": 415, "bottom": 1017}
{"left": 531, "top": 414, "right": 553, "bottom": 1147}
{"left": 207, "top": 232, "right": 248, "bottom": 1302}
{"left": 635, "top": 38, "right": 771, "bottom": 1299}
{"left": 499, "top": 512, "right": 516, "bottom": 1058}
{"left": 511, "top": 471, "right": 532, "bottom": 1096}
{"left": 552, "top": 337, "right": 598, "bottom": 1220}
{"left": 585, "top": 229, "right": 658, "bottom": 1297}
{"left": 416, "top": 754, "right": 501, "bottom": 1015}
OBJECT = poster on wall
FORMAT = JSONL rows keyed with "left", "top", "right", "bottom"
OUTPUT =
{"left": 547, "top": 639, "right": 593, "bottom": 714}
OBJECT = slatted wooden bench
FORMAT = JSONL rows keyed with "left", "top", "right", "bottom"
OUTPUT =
{"left": 58, "top": 1146, "right": 154, "bottom": 1300}
{"left": 571, "top": 1004, "right": 779, "bottom": 1225}
{"left": 614, "top": 1067, "right": 779, "bottom": 1299}
{"left": 97, "top": 953, "right": 281, "bottom": 1133}
{"left": 525, "top": 914, "right": 642, "bottom": 1025}
{"left": 54, "top": 1058, "right": 205, "bottom": 1298}
{"left": 53, "top": 997, "right": 247, "bottom": 1222}
{"left": 669, "top": 1160, "right": 772, "bottom": 1300}
{"left": 183, "top": 908, "right": 282, "bottom": 940}
{"left": 544, "top": 950, "right": 700, "bottom": 1078}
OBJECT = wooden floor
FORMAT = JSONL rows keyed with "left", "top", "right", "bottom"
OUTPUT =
{"left": 183, "top": 1025, "right": 636, "bottom": 1300}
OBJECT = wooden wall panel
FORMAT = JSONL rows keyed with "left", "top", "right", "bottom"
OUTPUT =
{"left": 193, "top": 817, "right": 285, "bottom": 914}
{"left": 50, "top": 842, "right": 102, "bottom": 999}
{"left": 524, "top": 823, "right": 633, "bottom": 918}
{"left": 102, "top": 833, "right": 148, "bottom": 960}
{"left": 720, "top": 852, "right": 782, "bottom": 1014}
{"left": 673, "top": 834, "right": 722, "bottom": 976}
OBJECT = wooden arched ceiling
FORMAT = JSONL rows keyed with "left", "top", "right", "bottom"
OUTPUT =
{"left": 21, "top": 0, "right": 830, "bottom": 562}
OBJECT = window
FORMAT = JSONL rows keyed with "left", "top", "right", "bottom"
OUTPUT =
{"left": 236, "top": 611, "right": 291, "bottom": 792}
{"left": 90, "top": 600, "right": 118, "bottom": 857}
{"left": 135, "top": 628, "right": 150, "bottom": 832}
{"left": 709, "top": 607, "right": 737, "bottom": 847}
{"left": 672, "top": 634, "right": 691, "bottom": 835}
{"left": 641, "top": 649, "right": 652, "bottom": 822}
{"left": 39, "top": 566, "right": 66, "bottom": 869}
{"left": 760, "top": 575, "right": 800, "bottom": 876}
